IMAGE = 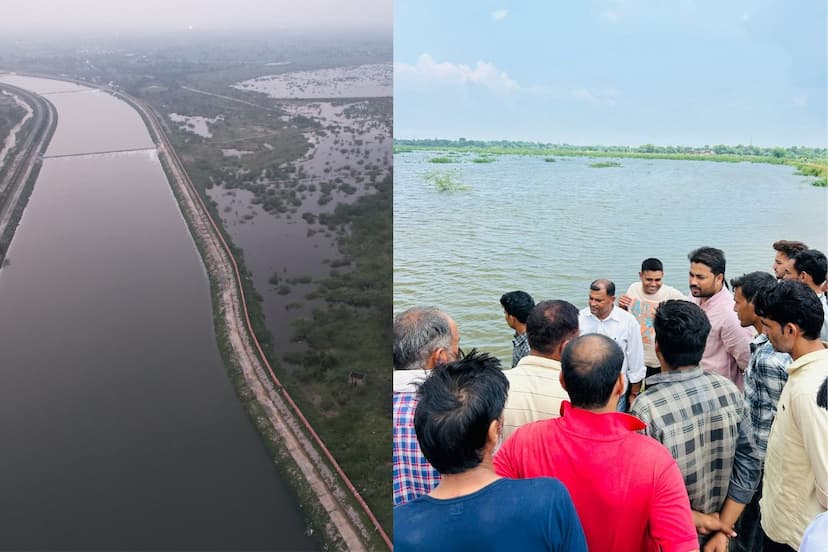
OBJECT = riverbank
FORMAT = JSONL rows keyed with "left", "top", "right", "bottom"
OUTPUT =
{"left": 0, "top": 82, "right": 57, "bottom": 262}
{"left": 394, "top": 140, "right": 827, "bottom": 187}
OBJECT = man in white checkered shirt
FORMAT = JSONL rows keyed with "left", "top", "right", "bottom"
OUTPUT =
{"left": 631, "top": 299, "right": 761, "bottom": 551}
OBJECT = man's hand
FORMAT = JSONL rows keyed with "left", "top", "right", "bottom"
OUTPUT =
{"left": 692, "top": 511, "right": 736, "bottom": 537}
{"left": 618, "top": 294, "right": 633, "bottom": 310}
{"left": 702, "top": 531, "right": 730, "bottom": 552}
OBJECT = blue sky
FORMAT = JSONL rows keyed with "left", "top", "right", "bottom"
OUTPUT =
{"left": 394, "top": 1, "right": 827, "bottom": 147}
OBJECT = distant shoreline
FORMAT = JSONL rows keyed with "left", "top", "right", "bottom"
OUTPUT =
{"left": 394, "top": 140, "right": 827, "bottom": 187}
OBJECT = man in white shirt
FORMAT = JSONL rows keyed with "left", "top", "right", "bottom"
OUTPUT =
{"left": 501, "top": 299, "right": 578, "bottom": 440}
{"left": 579, "top": 279, "right": 645, "bottom": 412}
{"left": 619, "top": 257, "right": 687, "bottom": 378}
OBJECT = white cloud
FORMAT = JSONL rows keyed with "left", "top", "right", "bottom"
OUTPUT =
{"left": 395, "top": 54, "right": 520, "bottom": 94}
{"left": 571, "top": 87, "right": 619, "bottom": 107}
{"left": 491, "top": 9, "right": 508, "bottom": 21}
{"left": 792, "top": 95, "right": 808, "bottom": 107}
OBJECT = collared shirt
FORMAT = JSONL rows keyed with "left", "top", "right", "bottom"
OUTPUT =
{"left": 495, "top": 402, "right": 698, "bottom": 552}
{"left": 624, "top": 282, "right": 687, "bottom": 367}
{"left": 760, "top": 346, "right": 828, "bottom": 549}
{"left": 502, "top": 354, "right": 569, "bottom": 440}
{"left": 511, "top": 331, "right": 530, "bottom": 368}
{"left": 578, "top": 305, "right": 646, "bottom": 390}
{"left": 689, "top": 287, "right": 754, "bottom": 391}
{"left": 631, "top": 366, "right": 761, "bottom": 515}
{"left": 392, "top": 369, "right": 439, "bottom": 506}
{"left": 743, "top": 333, "right": 790, "bottom": 459}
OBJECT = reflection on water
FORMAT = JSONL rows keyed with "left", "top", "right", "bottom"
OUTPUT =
{"left": 394, "top": 151, "right": 828, "bottom": 363}
{"left": 0, "top": 76, "right": 317, "bottom": 550}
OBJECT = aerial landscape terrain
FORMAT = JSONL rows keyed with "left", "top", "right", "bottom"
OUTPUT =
{"left": 0, "top": 14, "right": 390, "bottom": 551}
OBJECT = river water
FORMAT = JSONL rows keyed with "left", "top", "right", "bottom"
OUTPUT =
{"left": 0, "top": 75, "right": 317, "bottom": 550}
{"left": 394, "top": 151, "right": 828, "bottom": 364}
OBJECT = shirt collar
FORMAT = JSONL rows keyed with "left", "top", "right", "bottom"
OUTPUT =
{"left": 644, "top": 365, "right": 704, "bottom": 386}
{"left": 393, "top": 369, "right": 429, "bottom": 393}
{"left": 560, "top": 401, "right": 646, "bottom": 434}
{"left": 586, "top": 305, "right": 624, "bottom": 323}
{"left": 750, "top": 332, "right": 769, "bottom": 352}
{"left": 787, "top": 344, "right": 828, "bottom": 375}
{"left": 515, "top": 354, "right": 562, "bottom": 370}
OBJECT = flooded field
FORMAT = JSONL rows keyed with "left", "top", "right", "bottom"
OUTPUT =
{"left": 233, "top": 63, "right": 392, "bottom": 99}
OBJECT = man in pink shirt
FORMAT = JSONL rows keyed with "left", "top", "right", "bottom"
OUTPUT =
{"left": 688, "top": 247, "right": 754, "bottom": 390}
{"left": 495, "top": 334, "right": 699, "bottom": 552}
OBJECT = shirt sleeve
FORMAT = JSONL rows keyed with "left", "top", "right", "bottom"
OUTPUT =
{"left": 720, "top": 311, "right": 753, "bottom": 371}
{"left": 625, "top": 317, "right": 646, "bottom": 383}
{"left": 792, "top": 391, "right": 828, "bottom": 509}
{"left": 727, "top": 399, "right": 761, "bottom": 504}
{"left": 650, "top": 456, "right": 699, "bottom": 552}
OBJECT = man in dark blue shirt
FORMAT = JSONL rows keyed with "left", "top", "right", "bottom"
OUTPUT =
{"left": 393, "top": 350, "right": 586, "bottom": 552}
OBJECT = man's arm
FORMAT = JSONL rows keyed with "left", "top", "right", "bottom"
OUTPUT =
{"left": 701, "top": 498, "right": 746, "bottom": 552}
{"left": 793, "top": 392, "right": 828, "bottom": 509}
{"left": 625, "top": 317, "right": 647, "bottom": 385}
{"left": 720, "top": 311, "right": 753, "bottom": 371}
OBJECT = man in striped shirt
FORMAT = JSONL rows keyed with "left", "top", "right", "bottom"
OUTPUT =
{"left": 501, "top": 300, "right": 578, "bottom": 440}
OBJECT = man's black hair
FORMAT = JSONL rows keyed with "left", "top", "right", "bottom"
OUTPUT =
{"left": 499, "top": 290, "right": 536, "bottom": 324}
{"left": 589, "top": 279, "right": 616, "bottom": 297}
{"left": 754, "top": 279, "right": 823, "bottom": 340}
{"left": 689, "top": 246, "right": 726, "bottom": 276}
{"left": 414, "top": 350, "right": 508, "bottom": 475}
{"left": 654, "top": 300, "right": 711, "bottom": 368}
{"left": 730, "top": 271, "right": 777, "bottom": 303}
{"left": 641, "top": 258, "right": 664, "bottom": 272}
{"left": 792, "top": 249, "right": 827, "bottom": 286}
{"left": 561, "top": 334, "right": 623, "bottom": 409}
{"left": 772, "top": 240, "right": 808, "bottom": 258}
{"left": 526, "top": 300, "right": 579, "bottom": 355}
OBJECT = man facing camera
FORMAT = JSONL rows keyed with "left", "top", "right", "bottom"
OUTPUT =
{"left": 394, "top": 351, "right": 587, "bottom": 552}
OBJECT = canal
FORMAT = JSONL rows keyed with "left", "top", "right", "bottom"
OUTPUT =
{"left": 0, "top": 75, "right": 318, "bottom": 550}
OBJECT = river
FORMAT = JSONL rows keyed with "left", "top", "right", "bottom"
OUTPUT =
{"left": 0, "top": 75, "right": 318, "bottom": 550}
{"left": 394, "top": 151, "right": 828, "bottom": 364}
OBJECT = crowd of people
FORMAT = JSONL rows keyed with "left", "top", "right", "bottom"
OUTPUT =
{"left": 393, "top": 242, "right": 828, "bottom": 551}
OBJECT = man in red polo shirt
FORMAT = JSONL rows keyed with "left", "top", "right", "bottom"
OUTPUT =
{"left": 495, "top": 333, "right": 700, "bottom": 552}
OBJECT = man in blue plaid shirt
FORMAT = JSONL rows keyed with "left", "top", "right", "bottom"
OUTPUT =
{"left": 631, "top": 300, "right": 761, "bottom": 551}
{"left": 393, "top": 306, "right": 461, "bottom": 506}
{"left": 731, "top": 272, "right": 791, "bottom": 552}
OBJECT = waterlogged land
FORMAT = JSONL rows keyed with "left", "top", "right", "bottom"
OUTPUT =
{"left": 395, "top": 150, "right": 827, "bottom": 364}
{"left": 395, "top": 139, "right": 828, "bottom": 187}
{"left": 1, "top": 32, "right": 393, "bottom": 543}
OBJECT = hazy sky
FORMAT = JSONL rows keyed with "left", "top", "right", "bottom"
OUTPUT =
{"left": 395, "top": 1, "right": 827, "bottom": 147}
{"left": 0, "top": 0, "right": 391, "bottom": 33}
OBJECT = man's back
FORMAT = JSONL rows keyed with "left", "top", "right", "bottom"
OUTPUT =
{"left": 495, "top": 403, "right": 697, "bottom": 552}
{"left": 631, "top": 367, "right": 759, "bottom": 514}
{"left": 501, "top": 355, "right": 569, "bottom": 440}
{"left": 393, "top": 373, "right": 439, "bottom": 505}
{"left": 393, "top": 478, "right": 586, "bottom": 552}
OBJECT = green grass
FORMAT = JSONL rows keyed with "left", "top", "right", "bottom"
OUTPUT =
{"left": 429, "top": 156, "right": 457, "bottom": 164}
{"left": 590, "top": 161, "right": 622, "bottom": 168}
{"left": 424, "top": 170, "right": 471, "bottom": 192}
{"left": 471, "top": 156, "right": 496, "bottom": 163}
{"left": 544, "top": 157, "right": 557, "bottom": 162}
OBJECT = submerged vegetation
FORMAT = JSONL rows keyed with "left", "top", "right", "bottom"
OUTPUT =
{"left": 397, "top": 138, "right": 828, "bottom": 187}
{"left": 425, "top": 169, "right": 471, "bottom": 192}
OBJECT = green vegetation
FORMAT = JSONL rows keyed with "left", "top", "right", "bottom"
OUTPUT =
{"left": 796, "top": 164, "right": 828, "bottom": 187}
{"left": 590, "top": 161, "right": 622, "bottom": 168}
{"left": 396, "top": 138, "right": 828, "bottom": 187}
{"left": 544, "top": 157, "right": 557, "bottom": 162}
{"left": 429, "top": 156, "right": 456, "bottom": 164}
{"left": 471, "top": 156, "right": 496, "bottom": 163}
{"left": 424, "top": 169, "right": 471, "bottom": 192}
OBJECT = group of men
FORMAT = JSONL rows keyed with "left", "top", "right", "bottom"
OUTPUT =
{"left": 393, "top": 242, "right": 828, "bottom": 551}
